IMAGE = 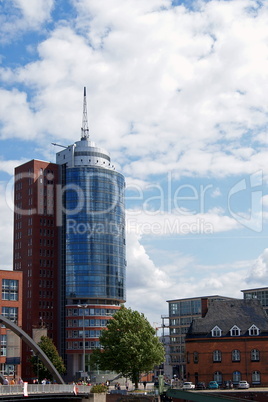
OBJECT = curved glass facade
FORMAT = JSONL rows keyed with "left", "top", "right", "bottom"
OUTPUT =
{"left": 65, "top": 167, "right": 126, "bottom": 302}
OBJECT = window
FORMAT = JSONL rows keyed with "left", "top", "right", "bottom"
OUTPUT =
{"left": 211, "top": 325, "right": 222, "bottom": 337}
{"left": 230, "top": 325, "right": 241, "bottom": 336}
{"left": 0, "top": 335, "right": 6, "bottom": 346}
{"left": 214, "top": 371, "right": 222, "bottom": 384}
{"left": 249, "top": 325, "right": 260, "bottom": 336}
{"left": 232, "top": 371, "right": 241, "bottom": 384}
{"left": 252, "top": 371, "right": 261, "bottom": 385}
{"left": 1, "top": 364, "right": 14, "bottom": 376}
{"left": 2, "top": 307, "right": 18, "bottom": 323}
{"left": 187, "top": 352, "right": 190, "bottom": 364}
{"left": 0, "top": 335, "right": 6, "bottom": 356}
{"left": 251, "top": 349, "right": 260, "bottom": 361}
{"left": 213, "top": 350, "right": 222, "bottom": 362}
{"left": 2, "top": 280, "right": 19, "bottom": 301}
{"left": 232, "top": 350, "right": 240, "bottom": 362}
{"left": 193, "top": 352, "right": 199, "bottom": 364}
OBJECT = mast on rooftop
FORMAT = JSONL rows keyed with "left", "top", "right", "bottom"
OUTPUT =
{"left": 81, "top": 87, "right": 89, "bottom": 140}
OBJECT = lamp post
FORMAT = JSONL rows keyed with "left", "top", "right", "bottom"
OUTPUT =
{"left": 77, "top": 304, "right": 89, "bottom": 376}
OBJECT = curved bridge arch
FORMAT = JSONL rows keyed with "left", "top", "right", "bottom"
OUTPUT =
{"left": 0, "top": 314, "right": 65, "bottom": 384}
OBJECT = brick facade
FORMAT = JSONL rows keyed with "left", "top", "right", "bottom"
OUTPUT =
{"left": 186, "top": 336, "right": 268, "bottom": 386}
{"left": 185, "top": 299, "right": 268, "bottom": 387}
{"left": 0, "top": 269, "right": 23, "bottom": 380}
{"left": 13, "top": 160, "right": 59, "bottom": 380}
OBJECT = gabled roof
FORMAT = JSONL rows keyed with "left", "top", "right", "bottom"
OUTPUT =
{"left": 186, "top": 299, "right": 268, "bottom": 338}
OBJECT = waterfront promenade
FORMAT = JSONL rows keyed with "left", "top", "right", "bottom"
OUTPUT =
{"left": 0, "top": 383, "right": 90, "bottom": 400}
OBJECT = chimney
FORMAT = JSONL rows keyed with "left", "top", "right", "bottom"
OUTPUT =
{"left": 201, "top": 298, "right": 209, "bottom": 317}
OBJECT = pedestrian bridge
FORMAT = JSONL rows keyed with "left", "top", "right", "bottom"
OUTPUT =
{"left": 0, "top": 383, "right": 91, "bottom": 401}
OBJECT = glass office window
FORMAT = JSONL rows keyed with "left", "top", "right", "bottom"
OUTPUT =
{"left": 65, "top": 168, "right": 126, "bottom": 302}
{"left": 2, "top": 280, "right": 19, "bottom": 301}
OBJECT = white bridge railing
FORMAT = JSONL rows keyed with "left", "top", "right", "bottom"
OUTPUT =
{"left": 0, "top": 383, "right": 91, "bottom": 396}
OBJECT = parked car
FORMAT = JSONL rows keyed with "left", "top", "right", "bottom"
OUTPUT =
{"left": 196, "top": 382, "right": 206, "bottom": 389}
{"left": 182, "top": 382, "right": 195, "bottom": 389}
{"left": 208, "top": 381, "right": 219, "bottom": 389}
{"left": 154, "top": 381, "right": 171, "bottom": 388}
{"left": 238, "top": 381, "right": 250, "bottom": 389}
{"left": 222, "top": 380, "right": 233, "bottom": 389}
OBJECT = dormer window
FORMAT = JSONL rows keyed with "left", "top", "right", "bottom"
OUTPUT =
{"left": 230, "top": 325, "right": 241, "bottom": 336}
{"left": 211, "top": 325, "right": 222, "bottom": 337}
{"left": 249, "top": 324, "right": 260, "bottom": 336}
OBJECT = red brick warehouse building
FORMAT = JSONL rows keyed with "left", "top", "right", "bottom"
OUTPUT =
{"left": 0, "top": 270, "right": 23, "bottom": 379}
{"left": 185, "top": 299, "right": 268, "bottom": 387}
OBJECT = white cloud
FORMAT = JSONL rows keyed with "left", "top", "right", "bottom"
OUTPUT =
{"left": 0, "top": 184, "right": 13, "bottom": 270}
{"left": 0, "top": 89, "right": 37, "bottom": 140}
{"left": 0, "top": 0, "right": 267, "bottom": 179}
{"left": 246, "top": 248, "right": 268, "bottom": 284}
{"left": 0, "top": 0, "right": 54, "bottom": 42}
{"left": 262, "top": 195, "right": 268, "bottom": 208}
{"left": 0, "top": 158, "right": 28, "bottom": 175}
{"left": 1, "top": 0, "right": 268, "bottom": 325}
{"left": 125, "top": 230, "right": 195, "bottom": 323}
{"left": 125, "top": 229, "right": 256, "bottom": 324}
{"left": 126, "top": 232, "right": 171, "bottom": 290}
{"left": 126, "top": 208, "right": 239, "bottom": 237}
{"left": 211, "top": 187, "right": 221, "bottom": 198}
{"left": 12, "top": 0, "right": 54, "bottom": 26}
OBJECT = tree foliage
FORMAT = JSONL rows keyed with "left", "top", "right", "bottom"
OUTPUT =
{"left": 91, "top": 384, "right": 108, "bottom": 393}
{"left": 91, "top": 306, "right": 164, "bottom": 388}
{"left": 29, "top": 336, "right": 66, "bottom": 382}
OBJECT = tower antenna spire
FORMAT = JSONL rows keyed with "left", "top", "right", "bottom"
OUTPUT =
{"left": 81, "top": 87, "right": 89, "bottom": 140}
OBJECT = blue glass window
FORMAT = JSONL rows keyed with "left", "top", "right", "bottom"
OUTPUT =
{"left": 65, "top": 168, "right": 125, "bottom": 301}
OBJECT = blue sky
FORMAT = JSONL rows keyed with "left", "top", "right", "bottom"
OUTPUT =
{"left": 1, "top": 0, "right": 268, "bottom": 325}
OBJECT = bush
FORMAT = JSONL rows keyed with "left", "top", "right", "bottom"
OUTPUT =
{"left": 91, "top": 384, "right": 108, "bottom": 393}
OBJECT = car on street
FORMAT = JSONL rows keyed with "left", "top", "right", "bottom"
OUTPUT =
{"left": 154, "top": 381, "right": 171, "bottom": 388}
{"left": 222, "top": 380, "right": 233, "bottom": 389}
{"left": 182, "top": 382, "right": 195, "bottom": 389}
{"left": 208, "top": 381, "right": 219, "bottom": 389}
{"left": 238, "top": 381, "right": 250, "bottom": 389}
{"left": 196, "top": 382, "right": 206, "bottom": 389}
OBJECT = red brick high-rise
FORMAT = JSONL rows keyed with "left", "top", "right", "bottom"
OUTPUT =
{"left": 13, "top": 160, "right": 59, "bottom": 380}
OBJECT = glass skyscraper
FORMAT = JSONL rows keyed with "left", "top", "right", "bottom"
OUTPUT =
{"left": 65, "top": 166, "right": 125, "bottom": 301}
{"left": 55, "top": 92, "right": 126, "bottom": 379}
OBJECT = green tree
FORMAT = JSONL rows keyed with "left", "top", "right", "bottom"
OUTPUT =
{"left": 91, "top": 306, "right": 165, "bottom": 389}
{"left": 29, "top": 336, "right": 66, "bottom": 382}
{"left": 91, "top": 384, "right": 108, "bottom": 393}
